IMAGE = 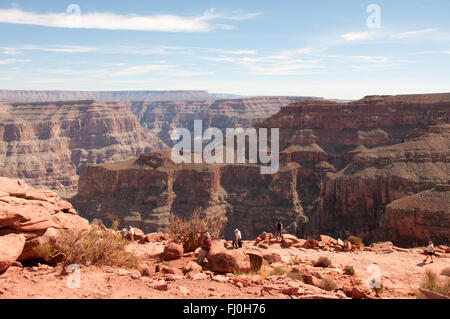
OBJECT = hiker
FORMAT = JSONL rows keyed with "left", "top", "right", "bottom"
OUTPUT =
{"left": 233, "top": 229, "right": 242, "bottom": 249}
{"left": 275, "top": 219, "right": 283, "bottom": 240}
{"left": 197, "top": 232, "right": 212, "bottom": 265}
{"left": 120, "top": 228, "right": 128, "bottom": 239}
{"left": 128, "top": 226, "right": 135, "bottom": 242}
{"left": 424, "top": 241, "right": 434, "bottom": 263}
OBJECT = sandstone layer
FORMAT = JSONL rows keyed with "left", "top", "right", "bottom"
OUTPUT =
{"left": 0, "top": 177, "right": 89, "bottom": 268}
{"left": 0, "top": 100, "right": 166, "bottom": 197}
{"left": 73, "top": 93, "right": 450, "bottom": 246}
{"left": 129, "top": 96, "right": 318, "bottom": 146}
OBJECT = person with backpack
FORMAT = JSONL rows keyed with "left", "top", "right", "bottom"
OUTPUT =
{"left": 233, "top": 229, "right": 242, "bottom": 249}
{"left": 275, "top": 220, "right": 283, "bottom": 240}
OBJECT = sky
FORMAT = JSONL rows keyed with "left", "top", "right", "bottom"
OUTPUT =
{"left": 0, "top": 0, "right": 449, "bottom": 99}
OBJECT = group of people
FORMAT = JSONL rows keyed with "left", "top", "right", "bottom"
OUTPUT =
{"left": 196, "top": 220, "right": 285, "bottom": 264}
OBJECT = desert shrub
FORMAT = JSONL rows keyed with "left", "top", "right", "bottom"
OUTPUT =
{"left": 416, "top": 270, "right": 450, "bottom": 298}
{"left": 34, "top": 226, "right": 139, "bottom": 269}
{"left": 288, "top": 256, "right": 302, "bottom": 266}
{"left": 343, "top": 265, "right": 355, "bottom": 276}
{"left": 111, "top": 220, "right": 120, "bottom": 231}
{"left": 440, "top": 267, "right": 450, "bottom": 277}
{"left": 347, "top": 236, "right": 363, "bottom": 246}
{"left": 370, "top": 279, "right": 384, "bottom": 295}
{"left": 269, "top": 266, "right": 288, "bottom": 276}
{"left": 287, "top": 271, "right": 304, "bottom": 282}
{"left": 313, "top": 256, "right": 332, "bottom": 268}
{"left": 168, "top": 208, "right": 225, "bottom": 252}
{"left": 321, "top": 276, "right": 337, "bottom": 291}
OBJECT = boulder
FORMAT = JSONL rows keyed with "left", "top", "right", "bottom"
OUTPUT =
{"left": 207, "top": 241, "right": 251, "bottom": 273}
{"left": 182, "top": 261, "right": 202, "bottom": 275}
{"left": 0, "top": 234, "right": 26, "bottom": 273}
{"left": 281, "top": 238, "right": 294, "bottom": 248}
{"left": 145, "top": 232, "right": 167, "bottom": 242}
{"left": 0, "top": 178, "right": 89, "bottom": 261}
{"left": 282, "top": 234, "right": 299, "bottom": 243}
{"left": 163, "top": 243, "right": 184, "bottom": 260}
{"left": 263, "top": 252, "right": 282, "bottom": 264}
{"left": 244, "top": 249, "right": 263, "bottom": 271}
{"left": 258, "top": 243, "right": 269, "bottom": 249}
{"left": 133, "top": 228, "right": 145, "bottom": 241}
{"left": 320, "top": 235, "right": 336, "bottom": 245}
{"left": 351, "top": 287, "right": 367, "bottom": 299}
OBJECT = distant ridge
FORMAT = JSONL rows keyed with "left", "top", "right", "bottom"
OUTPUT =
{"left": 0, "top": 89, "right": 244, "bottom": 103}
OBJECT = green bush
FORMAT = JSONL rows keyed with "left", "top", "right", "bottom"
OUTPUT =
{"left": 34, "top": 226, "right": 139, "bottom": 269}
{"left": 313, "top": 256, "right": 332, "bottom": 268}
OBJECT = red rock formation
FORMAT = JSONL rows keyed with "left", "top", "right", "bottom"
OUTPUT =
{"left": 0, "top": 177, "right": 89, "bottom": 265}
{"left": 0, "top": 101, "right": 166, "bottom": 197}
{"left": 73, "top": 93, "right": 450, "bottom": 246}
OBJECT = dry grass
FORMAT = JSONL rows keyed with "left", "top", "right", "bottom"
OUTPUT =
{"left": 440, "top": 267, "right": 450, "bottom": 277}
{"left": 168, "top": 208, "right": 225, "bottom": 252}
{"left": 347, "top": 235, "right": 363, "bottom": 246}
{"left": 34, "top": 226, "right": 139, "bottom": 269}
{"left": 287, "top": 271, "right": 304, "bottom": 282}
{"left": 313, "top": 256, "right": 332, "bottom": 268}
{"left": 343, "top": 265, "right": 355, "bottom": 276}
{"left": 321, "top": 276, "right": 337, "bottom": 291}
{"left": 269, "top": 266, "right": 289, "bottom": 276}
{"left": 415, "top": 270, "right": 450, "bottom": 298}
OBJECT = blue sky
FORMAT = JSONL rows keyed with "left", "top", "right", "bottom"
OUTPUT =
{"left": 0, "top": 0, "right": 449, "bottom": 99}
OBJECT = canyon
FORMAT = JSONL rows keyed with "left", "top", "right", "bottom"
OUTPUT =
{"left": 0, "top": 96, "right": 313, "bottom": 198}
{"left": 72, "top": 93, "right": 450, "bottom": 247}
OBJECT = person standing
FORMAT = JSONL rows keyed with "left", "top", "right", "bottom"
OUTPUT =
{"left": 197, "top": 232, "right": 212, "bottom": 265}
{"left": 275, "top": 220, "right": 283, "bottom": 240}
{"left": 424, "top": 241, "right": 434, "bottom": 263}
{"left": 233, "top": 229, "right": 242, "bottom": 249}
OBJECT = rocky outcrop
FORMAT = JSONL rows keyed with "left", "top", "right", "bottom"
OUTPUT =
{"left": 0, "top": 100, "right": 166, "bottom": 197}
{"left": 73, "top": 93, "right": 450, "bottom": 246}
{"left": 72, "top": 151, "right": 306, "bottom": 240}
{"left": 0, "top": 234, "right": 25, "bottom": 272}
{"left": 129, "top": 96, "right": 318, "bottom": 146}
{"left": 0, "top": 177, "right": 89, "bottom": 263}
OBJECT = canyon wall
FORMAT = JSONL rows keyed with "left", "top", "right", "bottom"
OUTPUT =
{"left": 129, "top": 96, "right": 318, "bottom": 146}
{"left": 73, "top": 93, "right": 450, "bottom": 246}
{"left": 0, "top": 90, "right": 241, "bottom": 103}
{"left": 0, "top": 100, "right": 166, "bottom": 198}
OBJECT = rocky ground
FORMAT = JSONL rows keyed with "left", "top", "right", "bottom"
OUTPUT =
{"left": 1, "top": 237, "right": 448, "bottom": 299}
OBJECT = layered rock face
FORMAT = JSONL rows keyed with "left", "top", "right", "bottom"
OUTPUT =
{"left": 256, "top": 93, "right": 450, "bottom": 246}
{"left": 0, "top": 177, "right": 89, "bottom": 269}
{"left": 73, "top": 93, "right": 449, "bottom": 246}
{"left": 72, "top": 152, "right": 306, "bottom": 240}
{"left": 0, "top": 90, "right": 238, "bottom": 103}
{"left": 129, "top": 97, "right": 318, "bottom": 146}
{"left": 0, "top": 100, "right": 166, "bottom": 198}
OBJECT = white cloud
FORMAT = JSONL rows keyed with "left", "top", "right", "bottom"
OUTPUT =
{"left": 19, "top": 45, "right": 97, "bottom": 53}
{"left": 341, "top": 32, "right": 375, "bottom": 41}
{"left": 0, "top": 8, "right": 259, "bottom": 32}
{"left": 392, "top": 28, "right": 439, "bottom": 39}
{"left": 111, "top": 64, "right": 175, "bottom": 76}
{"left": 0, "top": 58, "right": 31, "bottom": 64}
{"left": 1, "top": 47, "right": 22, "bottom": 55}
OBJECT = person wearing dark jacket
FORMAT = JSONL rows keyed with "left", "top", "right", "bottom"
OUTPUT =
{"left": 197, "top": 232, "right": 212, "bottom": 264}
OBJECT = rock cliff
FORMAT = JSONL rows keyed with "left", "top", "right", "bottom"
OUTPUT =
{"left": 0, "top": 100, "right": 166, "bottom": 197}
{"left": 129, "top": 96, "right": 319, "bottom": 146}
{"left": 73, "top": 93, "right": 449, "bottom": 246}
